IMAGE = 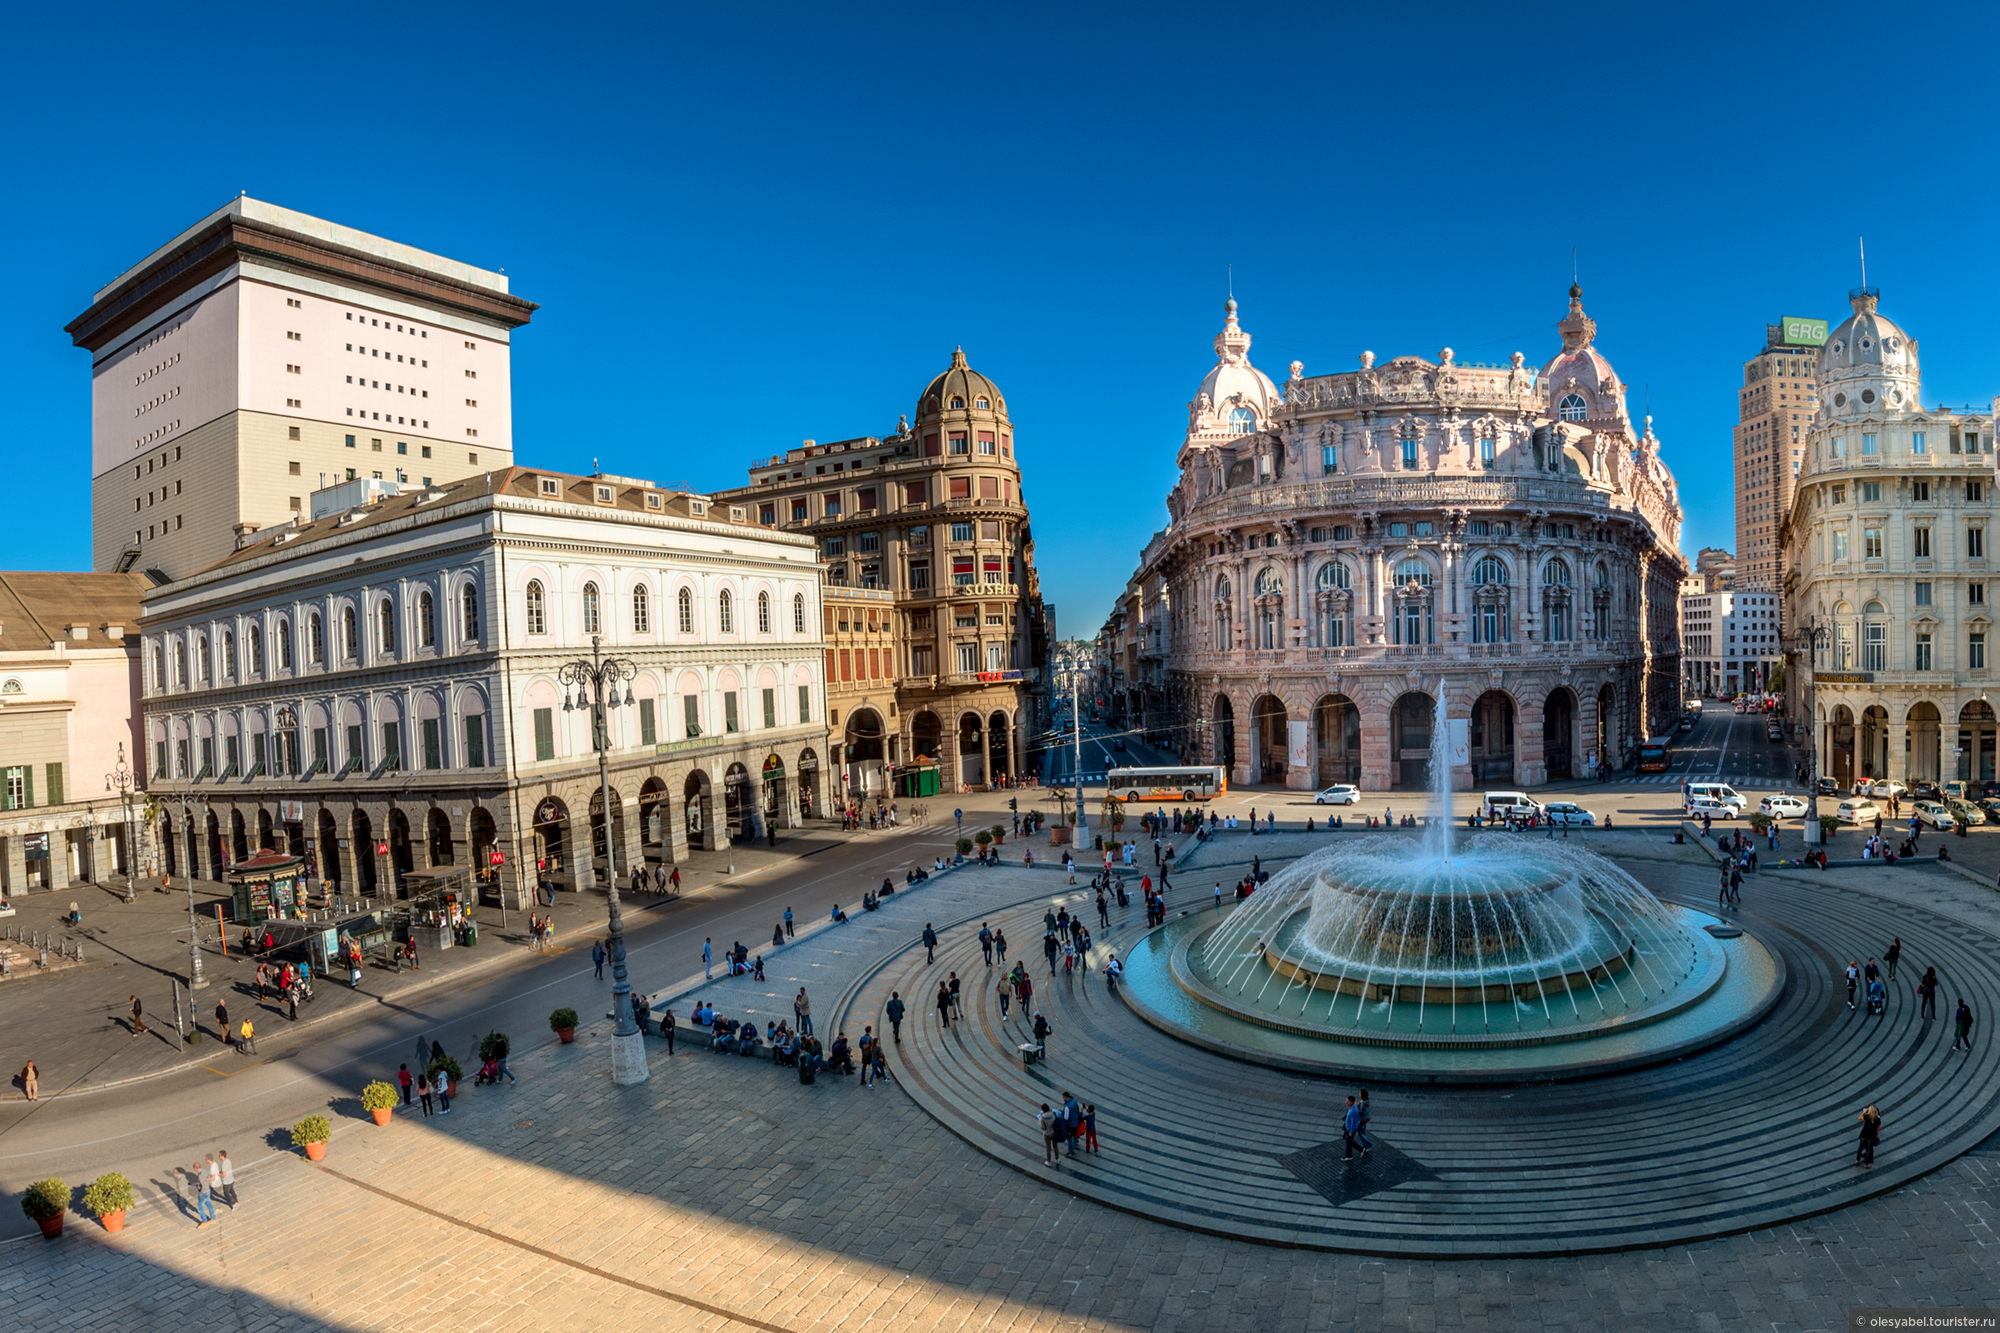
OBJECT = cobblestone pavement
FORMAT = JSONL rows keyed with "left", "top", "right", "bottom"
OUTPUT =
{"left": 3, "top": 839, "right": 1997, "bottom": 1331}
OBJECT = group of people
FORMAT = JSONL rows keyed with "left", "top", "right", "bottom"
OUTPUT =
{"left": 626, "top": 863, "right": 683, "bottom": 896}
{"left": 1036, "top": 1091, "right": 1097, "bottom": 1166}
{"left": 1040, "top": 905, "right": 1093, "bottom": 974}
{"left": 840, "top": 803, "right": 900, "bottom": 831}
{"left": 526, "top": 912, "right": 560, "bottom": 952}
{"left": 172, "top": 1151, "right": 238, "bottom": 1227}
{"left": 252, "top": 960, "right": 312, "bottom": 1022}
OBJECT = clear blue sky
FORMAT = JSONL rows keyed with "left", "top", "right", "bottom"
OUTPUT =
{"left": 5, "top": 3, "right": 1997, "bottom": 634}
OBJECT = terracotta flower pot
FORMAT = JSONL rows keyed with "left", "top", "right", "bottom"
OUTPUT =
{"left": 100, "top": 1210, "right": 125, "bottom": 1234}
{"left": 370, "top": 1107, "right": 392, "bottom": 1126}
{"left": 35, "top": 1213, "right": 62, "bottom": 1239}
{"left": 447, "top": 1080, "right": 459, "bottom": 1098}
{"left": 557, "top": 1027, "right": 576, "bottom": 1044}
{"left": 303, "top": 1141, "right": 326, "bottom": 1161}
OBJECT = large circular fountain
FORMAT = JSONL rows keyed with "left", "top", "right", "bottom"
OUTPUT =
{"left": 1121, "top": 832, "right": 1781, "bottom": 1080}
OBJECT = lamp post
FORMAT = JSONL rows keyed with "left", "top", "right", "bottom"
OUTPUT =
{"left": 159, "top": 773, "right": 207, "bottom": 992}
{"left": 1793, "top": 618, "right": 1831, "bottom": 838}
{"left": 559, "top": 635, "right": 647, "bottom": 1086}
{"left": 1051, "top": 645, "right": 1091, "bottom": 851}
{"left": 105, "top": 741, "right": 138, "bottom": 902}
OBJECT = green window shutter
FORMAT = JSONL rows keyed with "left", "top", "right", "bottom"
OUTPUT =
{"left": 465, "top": 715, "right": 487, "bottom": 767}
{"left": 639, "top": 698, "right": 656, "bottom": 746}
{"left": 799, "top": 685, "right": 810, "bottom": 723}
{"left": 724, "top": 693, "right": 739, "bottom": 733}
{"left": 24, "top": 765, "right": 33, "bottom": 808}
{"left": 45, "top": 762, "right": 63, "bottom": 806}
{"left": 762, "top": 688, "right": 776, "bottom": 729}
{"left": 534, "top": 707, "right": 554, "bottom": 761}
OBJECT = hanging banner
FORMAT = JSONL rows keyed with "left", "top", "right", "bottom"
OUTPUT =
{"left": 1448, "top": 718, "right": 1470, "bottom": 767}
{"left": 1286, "top": 720, "right": 1310, "bottom": 771}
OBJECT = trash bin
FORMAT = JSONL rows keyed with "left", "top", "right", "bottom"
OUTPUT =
{"left": 460, "top": 921, "right": 478, "bottom": 947}
{"left": 1018, "top": 1043, "right": 1039, "bottom": 1069}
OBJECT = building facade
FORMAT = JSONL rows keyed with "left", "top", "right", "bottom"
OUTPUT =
{"left": 1782, "top": 289, "right": 1997, "bottom": 788}
{"left": 1134, "top": 287, "right": 1686, "bottom": 792}
{"left": 1681, "top": 588, "right": 1784, "bottom": 696}
{"left": 137, "top": 468, "right": 826, "bottom": 908}
{"left": 1735, "top": 325, "right": 1820, "bottom": 592}
{"left": 712, "top": 350, "right": 1050, "bottom": 795}
{"left": 70, "top": 197, "right": 534, "bottom": 579}
{"left": 0, "top": 572, "right": 150, "bottom": 898}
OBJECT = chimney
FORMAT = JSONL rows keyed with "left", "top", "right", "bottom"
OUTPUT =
{"left": 233, "top": 520, "right": 263, "bottom": 550}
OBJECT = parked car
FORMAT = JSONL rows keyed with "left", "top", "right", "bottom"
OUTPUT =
{"left": 1759, "top": 794, "right": 1810, "bottom": 819}
{"left": 1684, "top": 783, "right": 1746, "bottom": 817}
{"left": 1543, "top": 802, "right": 1597, "bottom": 826}
{"left": 1909, "top": 781, "right": 1942, "bottom": 802}
{"left": 1313, "top": 784, "right": 1360, "bottom": 806}
{"left": 1947, "top": 798, "right": 1987, "bottom": 826}
{"left": 1836, "top": 799, "right": 1883, "bottom": 825}
{"left": 1912, "top": 800, "right": 1956, "bottom": 830}
{"left": 1944, "top": 780, "right": 1972, "bottom": 801}
{"left": 1484, "top": 791, "right": 1544, "bottom": 821}
{"left": 1977, "top": 797, "right": 2000, "bottom": 822}
{"left": 1815, "top": 776, "right": 1840, "bottom": 797}
{"left": 1868, "top": 780, "right": 1909, "bottom": 800}
{"left": 1678, "top": 716, "right": 1697, "bottom": 733}
{"left": 1766, "top": 725, "right": 1785, "bottom": 742}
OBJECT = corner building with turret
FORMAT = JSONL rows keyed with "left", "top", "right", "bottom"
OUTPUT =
{"left": 1132, "top": 288, "right": 1688, "bottom": 792}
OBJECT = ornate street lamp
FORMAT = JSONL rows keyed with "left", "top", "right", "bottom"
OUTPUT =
{"left": 1050, "top": 644, "right": 1092, "bottom": 851}
{"left": 1792, "top": 618, "right": 1832, "bottom": 836}
{"left": 105, "top": 741, "right": 138, "bottom": 903}
{"left": 559, "top": 635, "right": 648, "bottom": 1086}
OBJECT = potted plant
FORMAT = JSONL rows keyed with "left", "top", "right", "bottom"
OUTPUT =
{"left": 990, "top": 823, "right": 1005, "bottom": 845}
{"left": 83, "top": 1172, "right": 135, "bottom": 1234}
{"left": 428, "top": 1054, "right": 464, "bottom": 1097}
{"left": 478, "top": 1030, "right": 510, "bottom": 1064}
{"left": 955, "top": 837, "right": 973, "bottom": 860}
{"left": 19, "top": 1178, "right": 67, "bottom": 1239}
{"left": 361, "top": 1080, "right": 398, "bottom": 1126}
{"left": 974, "top": 830, "right": 993, "bottom": 854}
{"left": 293, "top": 1114, "right": 333, "bottom": 1161}
{"left": 550, "top": 1007, "right": 580, "bottom": 1044}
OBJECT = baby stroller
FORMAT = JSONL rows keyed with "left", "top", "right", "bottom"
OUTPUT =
{"left": 1866, "top": 979, "right": 1886, "bottom": 1016}
{"left": 473, "top": 1056, "right": 502, "bottom": 1086}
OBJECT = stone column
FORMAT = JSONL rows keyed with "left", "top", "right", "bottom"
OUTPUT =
{"left": 1886, "top": 725, "right": 1907, "bottom": 783}
{"left": 1359, "top": 690, "right": 1393, "bottom": 792}
{"left": 44, "top": 829, "right": 69, "bottom": 894}
{"left": 666, "top": 788, "right": 691, "bottom": 863}
{"left": 619, "top": 795, "right": 645, "bottom": 873}
{"left": 3, "top": 835, "right": 24, "bottom": 898}
{"left": 743, "top": 763, "right": 767, "bottom": 842}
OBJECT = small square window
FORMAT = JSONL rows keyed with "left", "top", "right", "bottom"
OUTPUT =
{"left": 288, "top": 461, "right": 301, "bottom": 476}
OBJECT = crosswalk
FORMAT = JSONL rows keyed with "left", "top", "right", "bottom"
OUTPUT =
{"left": 1607, "top": 773, "right": 1782, "bottom": 786}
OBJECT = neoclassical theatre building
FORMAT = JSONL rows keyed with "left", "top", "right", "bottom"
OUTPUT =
{"left": 1133, "top": 287, "right": 1687, "bottom": 792}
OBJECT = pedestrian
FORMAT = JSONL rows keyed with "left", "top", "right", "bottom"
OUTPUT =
{"left": 936, "top": 979, "right": 953, "bottom": 1029}
{"left": 703, "top": 938, "right": 713, "bottom": 979}
{"left": 1854, "top": 1104, "right": 1882, "bottom": 1167}
{"left": 18, "top": 1060, "right": 38, "bottom": 1101}
{"left": 286, "top": 985, "right": 299, "bottom": 1022}
{"left": 1215, "top": 883, "right": 1224, "bottom": 912}
{"left": 671, "top": 866, "right": 682, "bottom": 893}
{"left": 1954, "top": 998, "right": 1975, "bottom": 1052}
{"left": 997, "top": 975, "right": 1012, "bottom": 1019}
{"left": 593, "top": 941, "right": 606, "bottom": 980}
{"left": 217, "top": 1149, "right": 236, "bottom": 1208}
{"left": 1342, "top": 1095, "right": 1363, "bottom": 1160}
{"left": 885, "top": 991, "right": 905, "bottom": 1043}
{"left": 980, "top": 924, "right": 994, "bottom": 966}
{"left": 1083, "top": 1103, "right": 1098, "bottom": 1153}
{"left": 795, "top": 987, "right": 813, "bottom": 1036}
{"left": 255, "top": 963, "right": 269, "bottom": 1001}
{"left": 923, "top": 923, "right": 938, "bottom": 963}
{"left": 215, "top": 997, "right": 229, "bottom": 1040}
{"left": 1846, "top": 960, "right": 1859, "bottom": 1010}
{"left": 995, "top": 927, "right": 1009, "bottom": 965}
{"left": 783, "top": 906, "right": 793, "bottom": 937}
{"left": 662, "top": 1009, "right": 676, "bottom": 1054}
{"left": 398, "top": 1063, "right": 413, "bottom": 1105}
{"left": 1357, "top": 1089, "right": 1373, "bottom": 1152}
{"left": 1040, "top": 1102, "right": 1062, "bottom": 1167}
{"left": 1061, "top": 1090, "right": 1083, "bottom": 1156}
{"left": 240, "top": 1018, "right": 256, "bottom": 1053}
{"left": 129, "top": 995, "right": 146, "bottom": 1036}
{"left": 1032, "top": 1010, "right": 1050, "bottom": 1058}
{"left": 859, "top": 1026, "right": 876, "bottom": 1087}
{"left": 417, "top": 1072, "right": 434, "bottom": 1116}
{"left": 1884, "top": 937, "right": 1902, "bottom": 981}
{"left": 195, "top": 1160, "right": 216, "bottom": 1226}
{"left": 949, "top": 970, "right": 963, "bottom": 1018}
{"left": 1920, "top": 967, "right": 1938, "bottom": 1021}
{"left": 494, "top": 1032, "right": 517, "bottom": 1084}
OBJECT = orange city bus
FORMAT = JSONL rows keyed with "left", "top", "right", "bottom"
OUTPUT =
{"left": 1638, "top": 737, "right": 1673, "bottom": 772}
{"left": 1105, "top": 766, "right": 1227, "bottom": 802}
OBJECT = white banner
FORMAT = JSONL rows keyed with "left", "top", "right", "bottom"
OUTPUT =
{"left": 1448, "top": 718, "right": 1470, "bottom": 767}
{"left": 1287, "top": 720, "right": 1311, "bottom": 771}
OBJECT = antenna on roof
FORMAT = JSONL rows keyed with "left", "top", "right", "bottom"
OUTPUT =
{"left": 1227, "top": 263, "right": 1233, "bottom": 300}
{"left": 1858, "top": 236, "right": 1867, "bottom": 289}
{"left": 1571, "top": 247, "right": 1578, "bottom": 286}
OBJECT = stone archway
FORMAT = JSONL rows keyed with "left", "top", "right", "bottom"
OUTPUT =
{"left": 1960, "top": 700, "right": 1996, "bottom": 784}
{"left": 1544, "top": 688, "right": 1577, "bottom": 782}
{"left": 469, "top": 808, "right": 498, "bottom": 897}
{"left": 1908, "top": 702, "right": 1942, "bottom": 783}
{"left": 723, "top": 763, "right": 751, "bottom": 839}
{"left": 532, "top": 794, "right": 571, "bottom": 887}
{"left": 588, "top": 787, "right": 626, "bottom": 882}
{"left": 987, "top": 712, "right": 1012, "bottom": 783}
{"left": 761, "top": 754, "right": 787, "bottom": 828}
{"left": 1860, "top": 705, "right": 1890, "bottom": 784}
{"left": 1830, "top": 705, "right": 1855, "bottom": 787}
{"left": 206, "top": 810, "right": 224, "bottom": 878}
{"left": 847, "top": 707, "right": 888, "bottom": 795}
{"left": 1471, "top": 690, "right": 1516, "bottom": 784}
{"left": 1250, "top": 695, "right": 1288, "bottom": 784}
{"left": 683, "top": 770, "right": 720, "bottom": 851}
{"left": 230, "top": 809, "right": 249, "bottom": 865}
{"left": 159, "top": 811, "right": 176, "bottom": 878}
{"left": 1596, "top": 683, "right": 1619, "bottom": 774}
{"left": 1314, "top": 693, "right": 1360, "bottom": 786}
{"left": 316, "top": 808, "right": 341, "bottom": 891}
{"left": 352, "top": 808, "right": 378, "bottom": 896}
{"left": 427, "top": 807, "right": 455, "bottom": 866}
{"left": 387, "top": 808, "right": 414, "bottom": 892}
{"left": 1391, "top": 692, "right": 1436, "bottom": 792}
{"left": 639, "top": 776, "right": 670, "bottom": 860}
{"left": 797, "top": 748, "right": 822, "bottom": 821}
{"left": 1211, "top": 694, "right": 1235, "bottom": 780}
{"left": 257, "top": 807, "right": 276, "bottom": 853}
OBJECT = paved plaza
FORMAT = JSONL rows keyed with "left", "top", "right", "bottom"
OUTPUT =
{"left": 3, "top": 825, "right": 1998, "bottom": 1330}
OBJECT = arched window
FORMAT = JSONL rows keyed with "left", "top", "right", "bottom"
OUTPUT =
{"left": 277, "top": 619, "right": 294, "bottom": 671}
{"left": 1227, "top": 407, "right": 1256, "bottom": 435}
{"left": 1214, "top": 576, "right": 1232, "bottom": 651}
{"left": 582, "top": 582, "right": 601, "bottom": 635}
{"left": 719, "top": 589, "right": 734, "bottom": 634}
{"left": 1542, "top": 560, "right": 1571, "bottom": 642}
{"left": 1394, "top": 559, "right": 1431, "bottom": 588}
{"left": 678, "top": 586, "right": 694, "bottom": 634}
{"left": 378, "top": 598, "right": 396, "bottom": 655}
{"left": 308, "top": 612, "right": 325, "bottom": 665}
{"left": 793, "top": 592, "right": 806, "bottom": 633}
{"left": 1316, "top": 562, "right": 1350, "bottom": 591}
{"left": 221, "top": 631, "right": 235, "bottom": 681}
{"left": 460, "top": 583, "right": 480, "bottom": 642}
{"left": 248, "top": 623, "right": 264, "bottom": 675}
{"left": 152, "top": 643, "right": 165, "bottom": 691}
{"left": 632, "top": 585, "right": 650, "bottom": 634}
{"left": 340, "top": 605, "right": 358, "bottom": 660}
{"left": 525, "top": 580, "right": 546, "bottom": 636}
{"left": 1593, "top": 563, "right": 1608, "bottom": 588}
{"left": 974, "top": 396, "right": 990, "bottom": 409}
{"left": 1863, "top": 599, "right": 1887, "bottom": 672}
{"left": 1473, "top": 557, "right": 1508, "bottom": 586}
{"left": 1254, "top": 567, "right": 1282, "bottom": 597}
{"left": 1471, "top": 557, "right": 1510, "bottom": 645}
{"left": 173, "top": 639, "right": 187, "bottom": 687}
{"left": 757, "top": 591, "right": 771, "bottom": 633}
{"left": 1558, "top": 394, "right": 1588, "bottom": 422}
{"left": 418, "top": 590, "right": 436, "bottom": 648}
{"left": 1541, "top": 559, "right": 1571, "bottom": 586}
{"left": 950, "top": 396, "right": 965, "bottom": 409}
{"left": 197, "top": 634, "right": 211, "bottom": 683}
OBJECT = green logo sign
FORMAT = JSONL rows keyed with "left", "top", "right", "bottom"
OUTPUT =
{"left": 1782, "top": 316, "right": 1828, "bottom": 346}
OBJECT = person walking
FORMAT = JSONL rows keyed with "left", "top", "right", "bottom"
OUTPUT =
{"left": 1953, "top": 998, "right": 1975, "bottom": 1052}
{"left": 670, "top": 866, "right": 682, "bottom": 894}
{"left": 1061, "top": 1091, "right": 1084, "bottom": 1157}
{"left": 18, "top": 1060, "right": 38, "bottom": 1102}
{"left": 593, "top": 941, "right": 607, "bottom": 980}
{"left": 1032, "top": 1010, "right": 1050, "bottom": 1059}
{"left": 859, "top": 1026, "right": 876, "bottom": 1087}
{"left": 783, "top": 907, "right": 794, "bottom": 938}
{"left": 948, "top": 971, "right": 963, "bottom": 1019}
{"left": 1215, "top": 883, "right": 1224, "bottom": 912}
{"left": 997, "top": 975, "right": 1013, "bottom": 1020}
{"left": 129, "top": 995, "right": 146, "bottom": 1037}
{"left": 494, "top": 1032, "right": 517, "bottom": 1084}
{"left": 1884, "top": 937, "right": 1902, "bottom": 981}
{"left": 703, "top": 938, "right": 714, "bottom": 979}
{"left": 239, "top": 1018, "right": 256, "bottom": 1053}
{"left": 662, "top": 1009, "right": 676, "bottom": 1055}
{"left": 194, "top": 1160, "right": 216, "bottom": 1227}
{"left": 417, "top": 1072, "right": 434, "bottom": 1116}
{"left": 1342, "top": 1095, "right": 1363, "bottom": 1161}
{"left": 1855, "top": 1104, "right": 1882, "bottom": 1167}
{"left": 795, "top": 988, "right": 813, "bottom": 1036}
{"left": 994, "top": 928, "right": 1008, "bottom": 966}
{"left": 979, "top": 924, "right": 994, "bottom": 966}
{"left": 1845, "top": 960, "right": 1860, "bottom": 1010}
{"left": 398, "top": 1063, "right": 413, "bottom": 1105}
{"left": 885, "top": 991, "right": 905, "bottom": 1044}
{"left": 1357, "top": 1090, "right": 1373, "bottom": 1152}
{"left": 923, "top": 923, "right": 939, "bottom": 964}
{"left": 1083, "top": 1103, "right": 1099, "bottom": 1153}
{"left": 217, "top": 1150, "right": 236, "bottom": 1209}
{"left": 1039, "top": 1102, "right": 1062, "bottom": 1167}
{"left": 935, "top": 979, "right": 954, "bottom": 1029}
{"left": 215, "top": 997, "right": 229, "bottom": 1041}
{"left": 1919, "top": 967, "right": 1938, "bottom": 1021}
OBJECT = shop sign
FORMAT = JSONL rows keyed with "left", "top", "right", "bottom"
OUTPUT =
{"left": 279, "top": 800, "right": 306, "bottom": 822}
{"left": 1811, "top": 671, "right": 1874, "bottom": 685}
{"left": 535, "top": 798, "right": 564, "bottom": 825}
{"left": 975, "top": 670, "right": 1024, "bottom": 682}
{"left": 1782, "top": 316, "right": 1829, "bottom": 346}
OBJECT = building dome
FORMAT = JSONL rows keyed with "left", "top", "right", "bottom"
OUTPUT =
{"left": 1190, "top": 299, "right": 1279, "bottom": 435}
{"left": 917, "top": 347, "right": 1007, "bottom": 423}
{"left": 1538, "top": 283, "right": 1627, "bottom": 430}
{"left": 1819, "top": 289, "right": 1921, "bottom": 416}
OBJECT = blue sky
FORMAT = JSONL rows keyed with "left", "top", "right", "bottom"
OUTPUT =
{"left": 4, "top": 3, "right": 1997, "bottom": 633}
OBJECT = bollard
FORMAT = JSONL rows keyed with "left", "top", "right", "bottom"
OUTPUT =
{"left": 38, "top": 949, "right": 48, "bottom": 968}
{"left": 73, "top": 945, "right": 82, "bottom": 963}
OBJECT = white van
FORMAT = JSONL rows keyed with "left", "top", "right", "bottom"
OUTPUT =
{"left": 1684, "top": 783, "right": 1745, "bottom": 817}
{"left": 1484, "top": 791, "right": 1543, "bottom": 820}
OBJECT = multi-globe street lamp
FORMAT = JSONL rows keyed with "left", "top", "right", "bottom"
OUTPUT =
{"left": 559, "top": 636, "right": 648, "bottom": 1086}
{"left": 1050, "top": 645, "right": 1093, "bottom": 852}
{"left": 105, "top": 741, "right": 138, "bottom": 902}
{"left": 1792, "top": 618, "right": 1832, "bottom": 834}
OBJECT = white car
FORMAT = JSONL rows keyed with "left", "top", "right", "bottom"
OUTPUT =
{"left": 1836, "top": 799, "right": 1882, "bottom": 825}
{"left": 1542, "top": 802, "right": 1596, "bottom": 826}
{"left": 1758, "top": 794, "right": 1810, "bottom": 819}
{"left": 1912, "top": 801, "right": 1956, "bottom": 830}
{"left": 1313, "top": 784, "right": 1360, "bottom": 806}
{"left": 1868, "top": 780, "right": 1908, "bottom": 800}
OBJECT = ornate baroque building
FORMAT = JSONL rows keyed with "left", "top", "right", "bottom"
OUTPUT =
{"left": 1136, "top": 288, "right": 1687, "bottom": 791}
{"left": 1781, "top": 289, "right": 1997, "bottom": 787}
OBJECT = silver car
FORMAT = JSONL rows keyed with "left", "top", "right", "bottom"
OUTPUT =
{"left": 1314, "top": 784, "right": 1360, "bottom": 806}
{"left": 1542, "top": 802, "right": 1596, "bottom": 827}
